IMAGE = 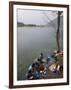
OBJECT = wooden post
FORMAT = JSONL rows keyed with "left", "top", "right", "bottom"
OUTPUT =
{"left": 56, "top": 11, "right": 62, "bottom": 52}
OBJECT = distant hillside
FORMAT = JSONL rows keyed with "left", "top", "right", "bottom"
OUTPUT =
{"left": 17, "top": 22, "right": 24, "bottom": 27}
{"left": 17, "top": 22, "right": 46, "bottom": 27}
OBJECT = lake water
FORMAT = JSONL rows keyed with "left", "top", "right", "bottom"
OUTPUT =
{"left": 17, "top": 26, "right": 63, "bottom": 80}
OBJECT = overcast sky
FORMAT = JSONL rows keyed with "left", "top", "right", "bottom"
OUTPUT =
{"left": 17, "top": 9, "right": 58, "bottom": 25}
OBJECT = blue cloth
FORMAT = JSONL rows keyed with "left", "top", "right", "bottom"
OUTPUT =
{"left": 47, "top": 55, "right": 55, "bottom": 63}
{"left": 33, "top": 71, "right": 40, "bottom": 79}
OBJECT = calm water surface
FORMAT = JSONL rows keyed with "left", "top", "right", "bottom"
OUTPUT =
{"left": 17, "top": 26, "right": 63, "bottom": 80}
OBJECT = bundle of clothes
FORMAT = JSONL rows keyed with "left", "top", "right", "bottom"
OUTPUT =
{"left": 26, "top": 50, "right": 63, "bottom": 80}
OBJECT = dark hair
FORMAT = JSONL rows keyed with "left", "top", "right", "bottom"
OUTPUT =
{"left": 40, "top": 53, "right": 43, "bottom": 56}
{"left": 38, "top": 58, "right": 41, "bottom": 61}
{"left": 32, "top": 63, "right": 35, "bottom": 67}
{"left": 28, "top": 70, "right": 32, "bottom": 74}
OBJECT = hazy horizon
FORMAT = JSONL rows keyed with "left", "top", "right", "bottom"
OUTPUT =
{"left": 17, "top": 9, "right": 60, "bottom": 25}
